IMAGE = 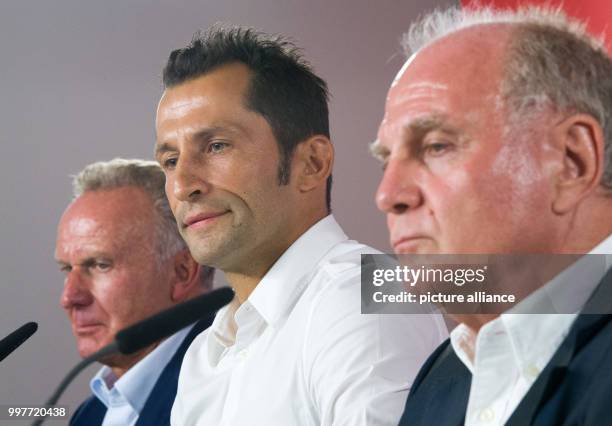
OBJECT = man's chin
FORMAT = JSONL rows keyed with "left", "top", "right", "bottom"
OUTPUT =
{"left": 394, "top": 239, "right": 439, "bottom": 255}
{"left": 76, "top": 338, "right": 112, "bottom": 359}
{"left": 188, "top": 236, "right": 238, "bottom": 267}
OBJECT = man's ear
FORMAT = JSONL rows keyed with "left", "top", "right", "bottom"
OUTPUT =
{"left": 292, "top": 135, "right": 334, "bottom": 193}
{"left": 170, "top": 249, "right": 201, "bottom": 303}
{"left": 551, "top": 113, "right": 605, "bottom": 214}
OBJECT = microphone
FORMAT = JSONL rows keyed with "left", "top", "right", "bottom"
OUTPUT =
{"left": 32, "top": 287, "right": 234, "bottom": 426}
{"left": 0, "top": 322, "right": 38, "bottom": 362}
{"left": 116, "top": 285, "right": 233, "bottom": 354}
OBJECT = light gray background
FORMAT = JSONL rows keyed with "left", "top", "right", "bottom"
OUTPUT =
{"left": 0, "top": 0, "right": 454, "bottom": 422}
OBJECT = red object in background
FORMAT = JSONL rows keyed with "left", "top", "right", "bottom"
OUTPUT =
{"left": 461, "top": 0, "right": 612, "bottom": 53}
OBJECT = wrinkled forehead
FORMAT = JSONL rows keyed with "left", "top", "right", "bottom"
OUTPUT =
{"left": 58, "top": 190, "right": 156, "bottom": 243}
{"left": 393, "top": 25, "right": 511, "bottom": 98}
{"left": 381, "top": 25, "right": 513, "bottom": 136}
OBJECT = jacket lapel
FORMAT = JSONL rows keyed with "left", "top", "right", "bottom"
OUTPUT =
{"left": 136, "top": 316, "right": 213, "bottom": 426}
{"left": 69, "top": 395, "right": 107, "bottom": 426}
{"left": 506, "top": 268, "right": 612, "bottom": 426}
{"left": 400, "top": 341, "right": 471, "bottom": 426}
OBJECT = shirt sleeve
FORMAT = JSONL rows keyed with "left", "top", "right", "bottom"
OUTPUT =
{"left": 303, "top": 266, "right": 448, "bottom": 426}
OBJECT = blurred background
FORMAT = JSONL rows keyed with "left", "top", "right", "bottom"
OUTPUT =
{"left": 3, "top": 0, "right": 609, "bottom": 421}
{"left": 0, "top": 0, "right": 455, "bottom": 421}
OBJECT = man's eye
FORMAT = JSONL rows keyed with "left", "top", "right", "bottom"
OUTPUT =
{"left": 59, "top": 265, "right": 72, "bottom": 274}
{"left": 423, "top": 141, "right": 453, "bottom": 157}
{"left": 94, "top": 262, "right": 111, "bottom": 272}
{"left": 162, "top": 157, "right": 178, "bottom": 170}
{"left": 208, "top": 142, "right": 228, "bottom": 154}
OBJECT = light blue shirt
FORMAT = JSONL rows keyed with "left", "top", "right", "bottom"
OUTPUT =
{"left": 90, "top": 326, "right": 191, "bottom": 426}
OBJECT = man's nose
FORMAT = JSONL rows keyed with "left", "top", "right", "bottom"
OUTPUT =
{"left": 60, "top": 269, "right": 93, "bottom": 310}
{"left": 172, "top": 156, "right": 212, "bottom": 202}
{"left": 376, "top": 159, "right": 424, "bottom": 215}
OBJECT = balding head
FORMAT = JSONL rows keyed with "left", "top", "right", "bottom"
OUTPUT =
{"left": 374, "top": 6, "right": 612, "bottom": 256}
{"left": 395, "top": 6, "right": 612, "bottom": 190}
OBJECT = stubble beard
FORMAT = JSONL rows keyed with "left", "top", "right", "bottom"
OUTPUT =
{"left": 181, "top": 220, "right": 250, "bottom": 273}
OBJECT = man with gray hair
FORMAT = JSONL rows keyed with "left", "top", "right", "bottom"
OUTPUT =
{"left": 55, "top": 158, "right": 214, "bottom": 426}
{"left": 372, "top": 5, "right": 612, "bottom": 426}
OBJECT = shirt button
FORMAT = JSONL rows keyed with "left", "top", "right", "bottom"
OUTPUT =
{"left": 238, "top": 349, "right": 249, "bottom": 360}
{"left": 524, "top": 364, "right": 540, "bottom": 379}
{"left": 478, "top": 408, "right": 495, "bottom": 423}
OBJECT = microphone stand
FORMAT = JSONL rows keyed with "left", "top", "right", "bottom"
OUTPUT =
{"left": 31, "top": 342, "right": 118, "bottom": 426}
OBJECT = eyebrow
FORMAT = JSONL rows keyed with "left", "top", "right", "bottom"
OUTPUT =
{"left": 54, "top": 258, "right": 89, "bottom": 270}
{"left": 406, "top": 115, "right": 454, "bottom": 139}
{"left": 369, "top": 139, "right": 388, "bottom": 162}
{"left": 154, "top": 127, "right": 221, "bottom": 159}
{"left": 154, "top": 124, "right": 247, "bottom": 159}
{"left": 154, "top": 141, "right": 174, "bottom": 159}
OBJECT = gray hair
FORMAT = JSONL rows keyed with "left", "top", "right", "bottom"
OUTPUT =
{"left": 72, "top": 158, "right": 214, "bottom": 289}
{"left": 403, "top": 6, "right": 612, "bottom": 191}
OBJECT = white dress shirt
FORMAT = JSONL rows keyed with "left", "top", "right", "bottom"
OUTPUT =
{"left": 451, "top": 234, "right": 612, "bottom": 426}
{"left": 171, "top": 215, "right": 448, "bottom": 426}
{"left": 90, "top": 326, "right": 191, "bottom": 426}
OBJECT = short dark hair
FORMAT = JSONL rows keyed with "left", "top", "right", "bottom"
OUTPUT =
{"left": 163, "top": 26, "right": 333, "bottom": 211}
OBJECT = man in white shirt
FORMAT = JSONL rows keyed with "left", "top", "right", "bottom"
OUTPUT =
{"left": 55, "top": 159, "right": 215, "bottom": 426}
{"left": 154, "top": 28, "right": 448, "bottom": 425}
{"left": 372, "top": 4, "right": 612, "bottom": 426}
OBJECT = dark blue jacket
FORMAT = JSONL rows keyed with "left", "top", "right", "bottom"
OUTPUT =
{"left": 69, "top": 317, "right": 212, "bottom": 426}
{"left": 399, "top": 268, "right": 612, "bottom": 426}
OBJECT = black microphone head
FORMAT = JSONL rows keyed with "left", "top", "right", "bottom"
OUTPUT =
{"left": 115, "top": 286, "right": 234, "bottom": 355}
{"left": 0, "top": 321, "right": 38, "bottom": 362}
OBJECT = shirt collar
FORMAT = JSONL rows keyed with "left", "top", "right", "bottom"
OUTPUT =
{"left": 451, "top": 233, "right": 612, "bottom": 372}
{"left": 248, "top": 215, "right": 348, "bottom": 326}
{"left": 451, "top": 313, "right": 576, "bottom": 378}
{"left": 500, "top": 313, "right": 576, "bottom": 373}
{"left": 90, "top": 326, "right": 191, "bottom": 412}
{"left": 591, "top": 233, "right": 612, "bottom": 257}
{"left": 208, "top": 215, "right": 348, "bottom": 353}
{"left": 509, "top": 233, "right": 612, "bottom": 315}
{"left": 449, "top": 323, "right": 477, "bottom": 372}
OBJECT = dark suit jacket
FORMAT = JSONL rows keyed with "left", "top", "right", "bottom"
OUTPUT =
{"left": 399, "top": 268, "right": 612, "bottom": 426}
{"left": 69, "top": 316, "right": 212, "bottom": 426}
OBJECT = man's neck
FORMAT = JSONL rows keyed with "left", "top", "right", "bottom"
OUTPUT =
{"left": 225, "top": 274, "right": 261, "bottom": 304}
{"left": 559, "top": 196, "right": 612, "bottom": 253}
{"left": 452, "top": 314, "right": 499, "bottom": 333}
{"left": 106, "top": 342, "right": 160, "bottom": 379}
{"left": 224, "top": 212, "right": 329, "bottom": 304}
